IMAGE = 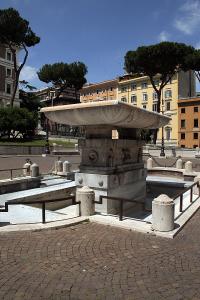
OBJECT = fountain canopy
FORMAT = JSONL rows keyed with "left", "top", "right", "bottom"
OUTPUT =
{"left": 41, "top": 100, "right": 170, "bottom": 129}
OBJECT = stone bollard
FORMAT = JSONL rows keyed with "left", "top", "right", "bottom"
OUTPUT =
{"left": 171, "top": 147, "right": 176, "bottom": 158}
{"left": 75, "top": 143, "right": 78, "bottom": 151}
{"left": 23, "top": 162, "right": 31, "bottom": 176}
{"left": 195, "top": 147, "right": 200, "bottom": 158}
{"left": 63, "top": 161, "right": 71, "bottom": 173}
{"left": 76, "top": 186, "right": 95, "bottom": 216}
{"left": 185, "top": 161, "right": 193, "bottom": 173}
{"left": 147, "top": 157, "right": 153, "bottom": 169}
{"left": 55, "top": 159, "right": 63, "bottom": 173}
{"left": 152, "top": 194, "right": 175, "bottom": 232}
{"left": 176, "top": 158, "right": 183, "bottom": 169}
{"left": 194, "top": 176, "right": 200, "bottom": 195}
{"left": 30, "top": 163, "right": 40, "bottom": 177}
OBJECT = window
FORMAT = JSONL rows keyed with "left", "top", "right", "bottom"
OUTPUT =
{"left": 194, "top": 107, "right": 198, "bottom": 112}
{"left": 165, "top": 89, "right": 172, "bottom": 98}
{"left": 193, "top": 145, "right": 198, "bottom": 148}
{"left": 143, "top": 105, "right": 146, "bottom": 109}
{"left": 6, "top": 51, "right": 11, "bottom": 61}
{"left": 194, "top": 132, "right": 198, "bottom": 139}
{"left": 181, "top": 145, "right": 185, "bottom": 148}
{"left": 141, "top": 82, "right": 147, "bottom": 89}
{"left": 181, "top": 108, "right": 185, "bottom": 113}
{"left": 181, "top": 119, "right": 185, "bottom": 128}
{"left": 181, "top": 133, "right": 185, "bottom": 139}
{"left": 96, "top": 90, "right": 99, "bottom": 94}
{"left": 166, "top": 128, "right": 171, "bottom": 141}
{"left": 121, "top": 86, "right": 127, "bottom": 92}
{"left": 131, "top": 94, "right": 137, "bottom": 103}
{"left": 142, "top": 93, "right": 148, "bottom": 102}
{"left": 6, "top": 68, "right": 12, "bottom": 77}
{"left": 194, "top": 119, "right": 198, "bottom": 128}
{"left": 6, "top": 83, "right": 11, "bottom": 94}
{"left": 152, "top": 92, "right": 158, "bottom": 100}
{"left": 110, "top": 87, "right": 113, "bottom": 91}
{"left": 154, "top": 80, "right": 159, "bottom": 86}
{"left": 131, "top": 84, "right": 137, "bottom": 90}
{"left": 152, "top": 103, "right": 157, "bottom": 111}
{"left": 166, "top": 101, "right": 171, "bottom": 111}
{"left": 121, "top": 97, "right": 127, "bottom": 102}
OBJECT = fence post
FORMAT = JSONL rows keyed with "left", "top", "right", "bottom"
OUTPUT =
{"left": 119, "top": 200, "right": 123, "bottom": 221}
{"left": 42, "top": 202, "right": 46, "bottom": 223}
{"left": 152, "top": 194, "right": 175, "bottom": 232}
{"left": 176, "top": 158, "right": 183, "bottom": 169}
{"left": 147, "top": 157, "right": 153, "bottom": 169}
{"left": 76, "top": 186, "right": 95, "bottom": 216}
{"left": 31, "top": 163, "right": 40, "bottom": 177}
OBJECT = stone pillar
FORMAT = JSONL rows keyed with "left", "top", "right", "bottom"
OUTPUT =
{"left": 147, "top": 157, "right": 153, "bottom": 169}
{"left": 176, "top": 158, "right": 183, "bottom": 169}
{"left": 63, "top": 161, "right": 71, "bottom": 173}
{"left": 23, "top": 162, "right": 31, "bottom": 176}
{"left": 31, "top": 163, "right": 40, "bottom": 177}
{"left": 195, "top": 147, "right": 200, "bottom": 158}
{"left": 194, "top": 176, "right": 200, "bottom": 195}
{"left": 152, "top": 194, "right": 175, "bottom": 232}
{"left": 185, "top": 161, "right": 192, "bottom": 173}
{"left": 76, "top": 186, "right": 95, "bottom": 216}
{"left": 55, "top": 159, "right": 63, "bottom": 173}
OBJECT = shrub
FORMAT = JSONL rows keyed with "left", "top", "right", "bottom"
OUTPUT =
{"left": 0, "top": 107, "right": 37, "bottom": 139}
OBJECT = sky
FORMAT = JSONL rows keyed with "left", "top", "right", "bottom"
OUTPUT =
{"left": 1, "top": 0, "right": 200, "bottom": 90}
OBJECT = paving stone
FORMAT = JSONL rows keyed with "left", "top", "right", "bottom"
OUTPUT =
{"left": 0, "top": 211, "right": 200, "bottom": 299}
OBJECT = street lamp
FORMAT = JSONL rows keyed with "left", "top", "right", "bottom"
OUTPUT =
{"left": 160, "top": 125, "right": 165, "bottom": 157}
{"left": 45, "top": 117, "right": 50, "bottom": 154}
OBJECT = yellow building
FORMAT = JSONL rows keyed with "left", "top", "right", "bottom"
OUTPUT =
{"left": 80, "top": 79, "right": 118, "bottom": 102}
{"left": 80, "top": 72, "right": 195, "bottom": 145}
{"left": 118, "top": 71, "right": 196, "bottom": 145}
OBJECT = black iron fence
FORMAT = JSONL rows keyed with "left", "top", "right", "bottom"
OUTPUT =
{"left": 173, "top": 181, "right": 200, "bottom": 213}
{"left": 0, "top": 195, "right": 80, "bottom": 224}
{"left": 0, "top": 167, "right": 28, "bottom": 180}
{"left": 94, "top": 195, "right": 145, "bottom": 221}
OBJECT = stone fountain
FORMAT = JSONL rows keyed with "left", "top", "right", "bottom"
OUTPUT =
{"left": 41, "top": 100, "right": 170, "bottom": 214}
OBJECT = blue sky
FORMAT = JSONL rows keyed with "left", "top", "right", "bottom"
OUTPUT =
{"left": 1, "top": 0, "right": 200, "bottom": 89}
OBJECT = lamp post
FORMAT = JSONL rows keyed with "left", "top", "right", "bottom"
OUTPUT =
{"left": 45, "top": 117, "right": 50, "bottom": 154}
{"left": 160, "top": 97, "right": 165, "bottom": 157}
{"left": 160, "top": 125, "right": 165, "bottom": 157}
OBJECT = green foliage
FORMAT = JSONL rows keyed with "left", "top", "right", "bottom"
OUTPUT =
{"left": 0, "top": 8, "right": 40, "bottom": 47}
{"left": 0, "top": 8, "right": 40, "bottom": 106}
{"left": 0, "top": 107, "right": 37, "bottom": 139}
{"left": 38, "top": 61, "right": 88, "bottom": 102}
{"left": 125, "top": 42, "right": 194, "bottom": 87}
{"left": 124, "top": 41, "right": 195, "bottom": 143}
{"left": 20, "top": 90, "right": 41, "bottom": 112}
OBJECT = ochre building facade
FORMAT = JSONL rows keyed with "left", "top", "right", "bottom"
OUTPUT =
{"left": 178, "top": 97, "right": 200, "bottom": 148}
{"left": 0, "top": 44, "right": 20, "bottom": 107}
{"left": 80, "top": 72, "right": 195, "bottom": 146}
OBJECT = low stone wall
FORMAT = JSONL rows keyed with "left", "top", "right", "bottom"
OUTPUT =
{"left": 0, "top": 145, "right": 53, "bottom": 155}
{"left": 0, "top": 177, "right": 41, "bottom": 195}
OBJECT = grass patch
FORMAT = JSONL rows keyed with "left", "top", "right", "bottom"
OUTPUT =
{"left": 0, "top": 139, "right": 75, "bottom": 147}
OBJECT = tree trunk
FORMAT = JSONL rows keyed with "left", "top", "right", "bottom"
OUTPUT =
{"left": 153, "top": 90, "right": 162, "bottom": 144}
{"left": 10, "top": 72, "right": 19, "bottom": 107}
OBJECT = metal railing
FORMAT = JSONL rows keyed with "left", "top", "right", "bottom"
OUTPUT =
{"left": 0, "top": 195, "right": 80, "bottom": 224}
{"left": 94, "top": 195, "right": 145, "bottom": 221}
{"left": 0, "top": 167, "right": 28, "bottom": 180}
{"left": 148, "top": 154, "right": 181, "bottom": 168}
{"left": 173, "top": 181, "right": 200, "bottom": 213}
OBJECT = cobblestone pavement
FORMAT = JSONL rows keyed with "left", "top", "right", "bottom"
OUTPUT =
{"left": 1, "top": 212, "right": 200, "bottom": 300}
